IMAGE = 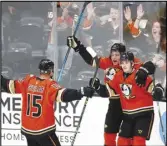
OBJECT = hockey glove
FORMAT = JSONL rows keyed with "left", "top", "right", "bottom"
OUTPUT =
{"left": 79, "top": 86, "right": 95, "bottom": 97}
{"left": 152, "top": 83, "right": 164, "bottom": 101}
{"left": 135, "top": 68, "right": 148, "bottom": 87}
{"left": 89, "top": 77, "right": 100, "bottom": 90}
{"left": 142, "top": 61, "right": 156, "bottom": 75}
{"left": 67, "top": 36, "right": 82, "bottom": 52}
{"left": 135, "top": 61, "right": 156, "bottom": 87}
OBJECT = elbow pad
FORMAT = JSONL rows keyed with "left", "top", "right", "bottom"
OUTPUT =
{"left": 79, "top": 46, "right": 97, "bottom": 66}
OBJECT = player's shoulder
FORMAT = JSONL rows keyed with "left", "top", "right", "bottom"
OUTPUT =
{"left": 25, "top": 74, "right": 36, "bottom": 80}
{"left": 18, "top": 74, "right": 35, "bottom": 83}
{"left": 49, "top": 79, "right": 62, "bottom": 89}
{"left": 24, "top": 74, "right": 35, "bottom": 78}
{"left": 114, "top": 70, "right": 123, "bottom": 78}
{"left": 100, "top": 56, "right": 112, "bottom": 65}
{"left": 100, "top": 56, "right": 110, "bottom": 61}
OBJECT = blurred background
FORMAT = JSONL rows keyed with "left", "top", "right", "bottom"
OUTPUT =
{"left": 1, "top": 2, "right": 166, "bottom": 100}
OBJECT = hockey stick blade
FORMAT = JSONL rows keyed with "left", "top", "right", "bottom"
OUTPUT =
{"left": 57, "top": 1, "right": 91, "bottom": 82}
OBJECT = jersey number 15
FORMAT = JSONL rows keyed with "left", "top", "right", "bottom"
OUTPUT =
{"left": 26, "top": 93, "right": 42, "bottom": 118}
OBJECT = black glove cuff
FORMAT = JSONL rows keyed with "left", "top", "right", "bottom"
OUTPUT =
{"left": 139, "top": 66, "right": 149, "bottom": 74}
{"left": 77, "top": 92, "right": 83, "bottom": 99}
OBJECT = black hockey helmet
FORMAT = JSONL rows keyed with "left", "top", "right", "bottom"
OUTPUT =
{"left": 38, "top": 59, "right": 54, "bottom": 74}
{"left": 110, "top": 43, "right": 126, "bottom": 54}
{"left": 120, "top": 51, "right": 134, "bottom": 62}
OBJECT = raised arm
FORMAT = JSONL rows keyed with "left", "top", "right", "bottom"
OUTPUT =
{"left": 67, "top": 36, "right": 99, "bottom": 67}
{"left": 1, "top": 75, "right": 24, "bottom": 94}
{"left": 48, "top": 82, "right": 94, "bottom": 103}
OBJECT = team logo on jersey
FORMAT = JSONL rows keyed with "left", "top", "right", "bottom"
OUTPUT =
{"left": 120, "top": 84, "right": 135, "bottom": 99}
{"left": 105, "top": 68, "right": 120, "bottom": 81}
{"left": 104, "top": 124, "right": 108, "bottom": 128}
{"left": 138, "top": 129, "right": 143, "bottom": 134}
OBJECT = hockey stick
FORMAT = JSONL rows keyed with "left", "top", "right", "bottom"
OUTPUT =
{"left": 153, "top": 47, "right": 166, "bottom": 144}
{"left": 57, "top": 1, "right": 91, "bottom": 82}
{"left": 71, "top": 56, "right": 100, "bottom": 146}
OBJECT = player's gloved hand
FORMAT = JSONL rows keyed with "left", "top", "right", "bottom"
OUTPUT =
{"left": 79, "top": 86, "right": 95, "bottom": 97}
{"left": 152, "top": 83, "right": 164, "bottom": 101}
{"left": 89, "top": 77, "right": 100, "bottom": 90}
{"left": 67, "top": 36, "right": 82, "bottom": 52}
{"left": 135, "top": 68, "right": 148, "bottom": 87}
{"left": 135, "top": 61, "right": 156, "bottom": 87}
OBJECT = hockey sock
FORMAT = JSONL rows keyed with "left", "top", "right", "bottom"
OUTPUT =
{"left": 132, "top": 136, "right": 146, "bottom": 146}
{"left": 117, "top": 136, "right": 132, "bottom": 146}
{"left": 104, "top": 133, "right": 117, "bottom": 146}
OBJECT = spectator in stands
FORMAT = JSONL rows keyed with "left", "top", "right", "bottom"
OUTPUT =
{"left": 123, "top": 3, "right": 166, "bottom": 55}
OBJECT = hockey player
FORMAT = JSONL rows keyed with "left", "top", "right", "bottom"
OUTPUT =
{"left": 1, "top": 59, "right": 94, "bottom": 146}
{"left": 67, "top": 36, "right": 156, "bottom": 146}
{"left": 89, "top": 51, "right": 164, "bottom": 146}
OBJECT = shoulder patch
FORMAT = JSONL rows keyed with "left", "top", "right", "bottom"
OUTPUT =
{"left": 105, "top": 68, "right": 118, "bottom": 81}
{"left": 51, "top": 83, "right": 61, "bottom": 89}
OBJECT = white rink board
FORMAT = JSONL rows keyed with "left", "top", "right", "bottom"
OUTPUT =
{"left": 1, "top": 92, "right": 166, "bottom": 146}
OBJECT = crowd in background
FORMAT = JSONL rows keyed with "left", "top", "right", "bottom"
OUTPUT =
{"left": 1, "top": 2, "right": 166, "bottom": 98}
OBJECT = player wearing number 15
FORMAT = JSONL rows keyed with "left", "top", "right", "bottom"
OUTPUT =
{"left": 1, "top": 59, "right": 94, "bottom": 146}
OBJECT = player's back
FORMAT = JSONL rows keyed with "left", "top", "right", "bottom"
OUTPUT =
{"left": 21, "top": 75, "right": 59, "bottom": 136}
